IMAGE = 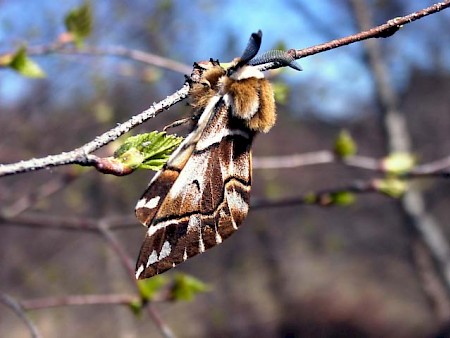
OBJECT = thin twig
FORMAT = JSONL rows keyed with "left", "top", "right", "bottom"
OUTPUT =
{"left": 411, "top": 156, "right": 450, "bottom": 177}
{"left": 21, "top": 293, "right": 138, "bottom": 310}
{"left": 253, "top": 151, "right": 381, "bottom": 171}
{"left": 412, "top": 239, "right": 450, "bottom": 323}
{"left": 0, "top": 41, "right": 192, "bottom": 74}
{"left": 97, "top": 222, "right": 176, "bottom": 338}
{"left": 0, "top": 213, "right": 106, "bottom": 232}
{"left": 253, "top": 151, "right": 450, "bottom": 178}
{"left": 0, "top": 293, "right": 42, "bottom": 338}
{"left": 1, "top": 170, "right": 82, "bottom": 218}
{"left": 32, "top": 44, "right": 192, "bottom": 74}
{"left": 252, "top": 180, "right": 377, "bottom": 209}
{"left": 97, "top": 221, "right": 136, "bottom": 276}
{"left": 291, "top": 1, "right": 450, "bottom": 59}
{"left": 0, "top": 83, "right": 190, "bottom": 177}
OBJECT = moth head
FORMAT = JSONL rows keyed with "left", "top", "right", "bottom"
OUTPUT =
{"left": 189, "top": 60, "right": 226, "bottom": 112}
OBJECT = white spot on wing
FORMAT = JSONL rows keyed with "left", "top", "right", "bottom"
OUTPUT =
{"left": 227, "top": 188, "right": 248, "bottom": 230}
{"left": 146, "top": 250, "right": 158, "bottom": 267}
{"left": 231, "top": 218, "right": 238, "bottom": 230}
{"left": 187, "top": 215, "right": 201, "bottom": 232}
{"left": 183, "top": 248, "right": 188, "bottom": 261}
{"left": 136, "top": 264, "right": 144, "bottom": 279}
{"left": 135, "top": 196, "right": 160, "bottom": 211}
{"left": 199, "top": 232, "right": 205, "bottom": 253}
{"left": 146, "top": 196, "right": 160, "bottom": 209}
{"left": 135, "top": 198, "right": 146, "bottom": 210}
{"left": 215, "top": 231, "right": 222, "bottom": 244}
{"left": 228, "top": 188, "right": 249, "bottom": 214}
{"left": 147, "top": 219, "right": 177, "bottom": 237}
{"left": 159, "top": 241, "right": 171, "bottom": 260}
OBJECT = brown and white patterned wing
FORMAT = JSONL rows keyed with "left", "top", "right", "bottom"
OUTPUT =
{"left": 135, "top": 99, "right": 254, "bottom": 279}
{"left": 135, "top": 96, "right": 221, "bottom": 227}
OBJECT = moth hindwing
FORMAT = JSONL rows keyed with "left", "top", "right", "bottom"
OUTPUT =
{"left": 135, "top": 30, "right": 299, "bottom": 279}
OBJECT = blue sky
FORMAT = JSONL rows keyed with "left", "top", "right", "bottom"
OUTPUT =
{"left": 1, "top": 0, "right": 449, "bottom": 119}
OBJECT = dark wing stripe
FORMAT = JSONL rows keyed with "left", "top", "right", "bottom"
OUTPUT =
{"left": 136, "top": 108, "right": 253, "bottom": 279}
{"left": 142, "top": 176, "right": 251, "bottom": 238}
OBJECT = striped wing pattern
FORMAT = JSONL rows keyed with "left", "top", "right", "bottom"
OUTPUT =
{"left": 135, "top": 99, "right": 254, "bottom": 279}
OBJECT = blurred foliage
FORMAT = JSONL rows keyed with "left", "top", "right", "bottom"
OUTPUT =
{"left": 375, "top": 177, "right": 408, "bottom": 198}
{"left": 305, "top": 191, "right": 356, "bottom": 206}
{"left": 334, "top": 129, "right": 357, "bottom": 158}
{"left": 5, "top": 47, "right": 46, "bottom": 78}
{"left": 171, "top": 273, "right": 210, "bottom": 301}
{"left": 383, "top": 152, "right": 416, "bottom": 175}
{"left": 137, "top": 275, "right": 168, "bottom": 301}
{"left": 273, "top": 81, "right": 290, "bottom": 105}
{"left": 64, "top": 1, "right": 93, "bottom": 47}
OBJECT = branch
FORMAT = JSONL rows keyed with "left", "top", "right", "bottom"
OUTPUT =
{"left": 411, "top": 156, "right": 450, "bottom": 177}
{"left": 290, "top": 1, "right": 450, "bottom": 59}
{"left": 0, "top": 83, "right": 190, "bottom": 177}
{"left": 25, "top": 43, "right": 192, "bottom": 75}
{"left": 0, "top": 293, "right": 42, "bottom": 338}
{"left": 253, "top": 151, "right": 380, "bottom": 170}
{"left": 97, "top": 222, "right": 176, "bottom": 338}
{"left": 253, "top": 151, "right": 450, "bottom": 178}
{"left": 251, "top": 179, "right": 378, "bottom": 209}
{"left": 97, "top": 222, "right": 136, "bottom": 277}
{"left": 1, "top": 169, "right": 82, "bottom": 218}
{"left": 21, "top": 293, "right": 139, "bottom": 310}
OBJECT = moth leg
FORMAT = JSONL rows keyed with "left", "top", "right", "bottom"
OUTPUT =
{"left": 163, "top": 117, "right": 197, "bottom": 131}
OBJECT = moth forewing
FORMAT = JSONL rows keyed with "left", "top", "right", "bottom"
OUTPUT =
{"left": 135, "top": 31, "right": 296, "bottom": 280}
{"left": 135, "top": 94, "right": 220, "bottom": 227}
{"left": 135, "top": 98, "right": 254, "bottom": 279}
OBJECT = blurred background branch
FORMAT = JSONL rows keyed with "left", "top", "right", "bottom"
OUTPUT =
{"left": 349, "top": 0, "right": 450, "bottom": 324}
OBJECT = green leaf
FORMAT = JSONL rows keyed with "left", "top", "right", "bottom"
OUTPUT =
{"left": 375, "top": 178, "right": 408, "bottom": 198}
{"left": 334, "top": 130, "right": 357, "bottom": 158}
{"left": 137, "top": 275, "right": 168, "bottom": 301}
{"left": 329, "top": 191, "right": 356, "bottom": 206}
{"left": 382, "top": 152, "right": 415, "bottom": 175}
{"left": 171, "top": 274, "right": 210, "bottom": 301}
{"left": 64, "top": 1, "right": 93, "bottom": 47}
{"left": 272, "top": 82, "right": 290, "bottom": 105}
{"left": 303, "top": 192, "right": 317, "bottom": 204}
{"left": 114, "top": 131, "right": 183, "bottom": 171}
{"left": 304, "top": 191, "right": 355, "bottom": 206}
{"left": 128, "top": 299, "right": 143, "bottom": 317}
{"left": 8, "top": 47, "right": 46, "bottom": 78}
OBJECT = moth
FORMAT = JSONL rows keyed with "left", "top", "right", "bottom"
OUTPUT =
{"left": 135, "top": 31, "right": 301, "bottom": 279}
